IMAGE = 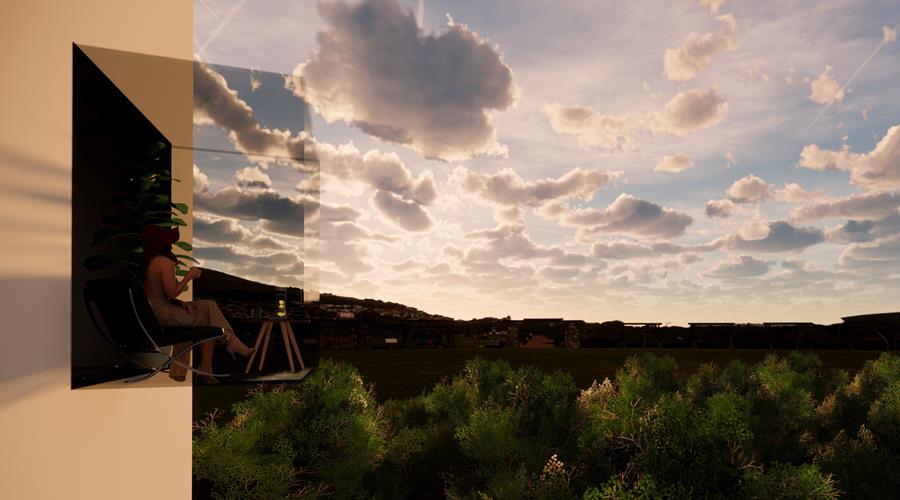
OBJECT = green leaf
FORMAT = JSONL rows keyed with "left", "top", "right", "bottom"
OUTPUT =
{"left": 156, "top": 218, "right": 187, "bottom": 227}
{"left": 139, "top": 193, "right": 170, "bottom": 204}
{"left": 173, "top": 241, "right": 193, "bottom": 252}
{"left": 176, "top": 254, "right": 199, "bottom": 264}
{"left": 91, "top": 228, "right": 140, "bottom": 246}
{"left": 175, "top": 269, "right": 189, "bottom": 277}
{"left": 144, "top": 141, "right": 167, "bottom": 158}
{"left": 171, "top": 202, "right": 189, "bottom": 215}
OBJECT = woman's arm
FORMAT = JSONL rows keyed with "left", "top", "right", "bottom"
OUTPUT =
{"left": 154, "top": 257, "right": 200, "bottom": 300}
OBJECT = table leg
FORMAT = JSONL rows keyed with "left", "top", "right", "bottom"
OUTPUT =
{"left": 244, "top": 321, "right": 269, "bottom": 374}
{"left": 286, "top": 323, "right": 306, "bottom": 371}
{"left": 279, "top": 322, "right": 296, "bottom": 373}
{"left": 258, "top": 322, "right": 273, "bottom": 371}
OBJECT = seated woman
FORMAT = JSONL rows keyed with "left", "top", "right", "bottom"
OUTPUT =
{"left": 140, "top": 224, "right": 254, "bottom": 383}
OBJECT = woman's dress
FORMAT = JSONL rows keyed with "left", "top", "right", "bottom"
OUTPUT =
{"left": 143, "top": 260, "right": 234, "bottom": 377}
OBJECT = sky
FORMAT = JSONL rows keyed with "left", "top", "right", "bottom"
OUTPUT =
{"left": 191, "top": 0, "right": 900, "bottom": 325}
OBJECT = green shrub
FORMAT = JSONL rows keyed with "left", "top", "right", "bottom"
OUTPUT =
{"left": 615, "top": 353, "right": 681, "bottom": 405}
{"left": 740, "top": 462, "right": 838, "bottom": 499}
{"left": 193, "top": 360, "right": 384, "bottom": 499}
{"left": 193, "top": 353, "right": 900, "bottom": 499}
{"left": 814, "top": 425, "right": 900, "bottom": 499}
{"left": 867, "top": 381, "right": 900, "bottom": 451}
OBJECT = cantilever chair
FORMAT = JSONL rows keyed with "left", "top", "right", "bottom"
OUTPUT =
{"left": 84, "top": 277, "right": 229, "bottom": 383}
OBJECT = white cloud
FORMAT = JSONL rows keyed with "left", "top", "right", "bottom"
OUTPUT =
{"left": 545, "top": 88, "right": 728, "bottom": 151}
{"left": 705, "top": 198, "right": 740, "bottom": 218}
{"left": 725, "top": 151, "right": 738, "bottom": 168}
{"left": 543, "top": 105, "right": 642, "bottom": 152}
{"left": 726, "top": 174, "right": 768, "bottom": 203}
{"left": 654, "top": 88, "right": 730, "bottom": 135}
{"left": 194, "top": 62, "right": 314, "bottom": 169}
{"left": 704, "top": 255, "right": 770, "bottom": 279}
{"left": 837, "top": 234, "right": 900, "bottom": 273}
{"left": 591, "top": 241, "right": 656, "bottom": 259}
{"left": 235, "top": 166, "right": 272, "bottom": 189}
{"left": 292, "top": 0, "right": 516, "bottom": 161}
{"left": 771, "top": 182, "right": 827, "bottom": 203}
{"left": 663, "top": 13, "right": 737, "bottom": 82}
{"left": 798, "top": 125, "right": 900, "bottom": 191}
{"left": 724, "top": 221, "right": 825, "bottom": 253}
{"left": 883, "top": 25, "right": 897, "bottom": 45}
{"left": 698, "top": 0, "right": 726, "bottom": 14}
{"left": 826, "top": 214, "right": 900, "bottom": 244}
{"left": 453, "top": 165, "right": 619, "bottom": 208}
{"left": 790, "top": 191, "right": 900, "bottom": 222}
{"left": 193, "top": 164, "right": 210, "bottom": 194}
{"left": 314, "top": 140, "right": 437, "bottom": 231}
{"left": 193, "top": 213, "right": 254, "bottom": 245}
{"left": 654, "top": 154, "right": 695, "bottom": 173}
{"left": 556, "top": 194, "right": 693, "bottom": 241}
{"left": 809, "top": 65, "right": 844, "bottom": 105}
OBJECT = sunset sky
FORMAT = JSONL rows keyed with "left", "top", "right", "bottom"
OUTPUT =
{"left": 191, "top": 0, "right": 900, "bottom": 324}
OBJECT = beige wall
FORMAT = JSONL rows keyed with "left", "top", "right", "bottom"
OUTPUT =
{"left": 0, "top": 2, "right": 193, "bottom": 499}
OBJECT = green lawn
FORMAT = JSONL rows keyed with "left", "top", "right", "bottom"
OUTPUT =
{"left": 193, "top": 347, "right": 885, "bottom": 421}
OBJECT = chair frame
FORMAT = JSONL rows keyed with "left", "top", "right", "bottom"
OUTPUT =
{"left": 84, "top": 278, "right": 230, "bottom": 383}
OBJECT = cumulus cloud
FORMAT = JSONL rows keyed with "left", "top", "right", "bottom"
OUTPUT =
{"left": 790, "top": 191, "right": 900, "bottom": 222}
{"left": 194, "top": 62, "right": 314, "bottom": 169}
{"left": 725, "top": 151, "right": 738, "bottom": 168}
{"left": 235, "top": 166, "right": 272, "bottom": 189}
{"left": 453, "top": 165, "right": 619, "bottom": 208}
{"left": 591, "top": 241, "right": 656, "bottom": 259}
{"left": 193, "top": 213, "right": 254, "bottom": 245}
{"left": 291, "top": 0, "right": 516, "bottom": 161}
{"left": 372, "top": 190, "right": 432, "bottom": 231}
{"left": 464, "top": 223, "right": 563, "bottom": 262}
{"left": 654, "top": 88, "right": 729, "bottom": 135}
{"left": 543, "top": 105, "right": 642, "bottom": 152}
{"left": 544, "top": 88, "right": 728, "bottom": 152}
{"left": 884, "top": 25, "right": 897, "bottom": 45}
{"left": 724, "top": 221, "right": 825, "bottom": 253}
{"left": 654, "top": 154, "right": 695, "bottom": 173}
{"left": 726, "top": 174, "right": 768, "bottom": 203}
{"left": 798, "top": 125, "right": 900, "bottom": 191}
{"left": 314, "top": 141, "right": 437, "bottom": 230}
{"left": 704, "top": 255, "right": 770, "bottom": 279}
{"left": 771, "top": 182, "right": 827, "bottom": 203}
{"left": 826, "top": 214, "right": 900, "bottom": 244}
{"left": 557, "top": 194, "right": 693, "bottom": 240}
{"left": 705, "top": 198, "right": 739, "bottom": 218}
{"left": 195, "top": 186, "right": 307, "bottom": 237}
{"left": 698, "top": 0, "right": 726, "bottom": 14}
{"left": 663, "top": 13, "right": 737, "bottom": 82}
{"left": 193, "top": 164, "right": 210, "bottom": 194}
{"left": 809, "top": 66, "right": 844, "bottom": 105}
{"left": 837, "top": 234, "right": 900, "bottom": 273}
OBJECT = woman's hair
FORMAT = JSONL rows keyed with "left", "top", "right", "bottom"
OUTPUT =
{"left": 140, "top": 225, "right": 180, "bottom": 280}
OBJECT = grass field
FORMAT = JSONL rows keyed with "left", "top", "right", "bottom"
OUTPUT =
{"left": 193, "top": 347, "right": 887, "bottom": 421}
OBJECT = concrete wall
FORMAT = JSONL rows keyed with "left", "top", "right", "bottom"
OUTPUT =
{"left": 0, "top": 2, "right": 193, "bottom": 498}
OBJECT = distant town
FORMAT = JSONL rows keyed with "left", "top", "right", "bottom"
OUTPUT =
{"left": 194, "top": 268, "right": 898, "bottom": 351}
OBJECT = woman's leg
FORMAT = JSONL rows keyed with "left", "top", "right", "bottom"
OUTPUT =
{"left": 169, "top": 342, "right": 190, "bottom": 380}
{"left": 192, "top": 299, "right": 254, "bottom": 356}
{"left": 199, "top": 341, "right": 215, "bottom": 373}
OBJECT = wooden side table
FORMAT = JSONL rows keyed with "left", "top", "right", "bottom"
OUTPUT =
{"left": 245, "top": 319, "right": 306, "bottom": 374}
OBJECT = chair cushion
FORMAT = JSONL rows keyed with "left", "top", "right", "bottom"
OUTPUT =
{"left": 156, "top": 326, "right": 225, "bottom": 346}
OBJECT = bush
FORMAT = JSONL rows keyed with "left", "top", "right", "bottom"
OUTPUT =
{"left": 194, "top": 352, "right": 900, "bottom": 499}
{"left": 193, "top": 360, "right": 384, "bottom": 499}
